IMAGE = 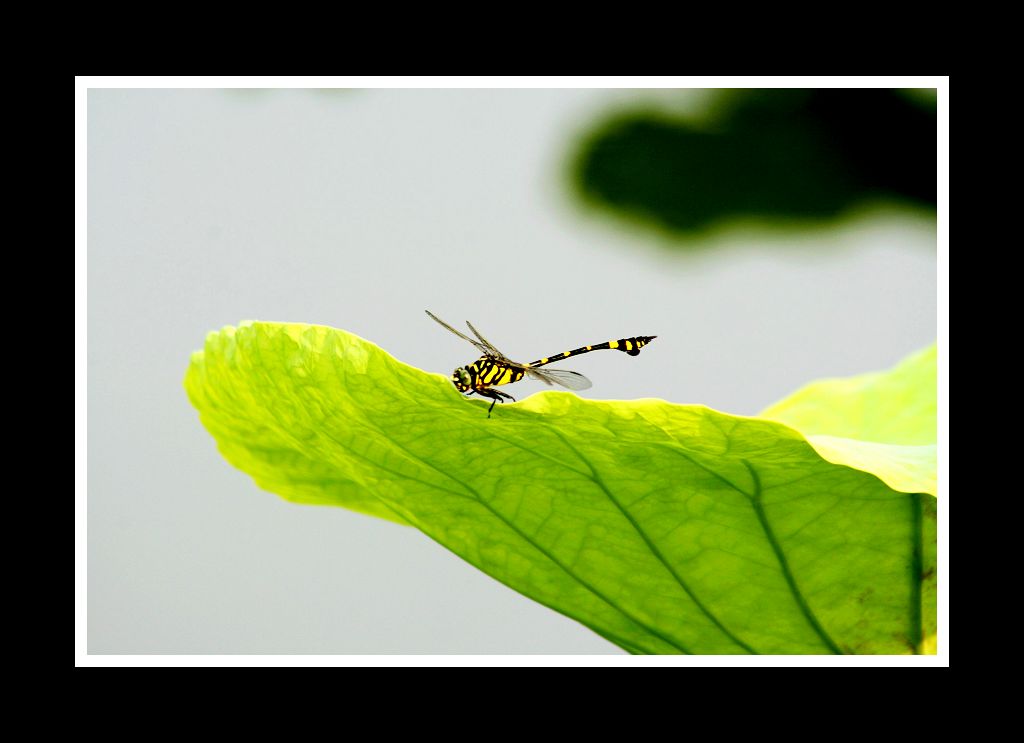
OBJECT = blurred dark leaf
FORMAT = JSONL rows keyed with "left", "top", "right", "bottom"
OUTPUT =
{"left": 571, "top": 89, "right": 936, "bottom": 239}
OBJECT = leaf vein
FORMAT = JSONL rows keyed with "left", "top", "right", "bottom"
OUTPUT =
{"left": 909, "top": 493, "right": 923, "bottom": 654}
{"left": 552, "top": 430, "right": 758, "bottom": 654}
{"left": 743, "top": 461, "right": 843, "bottom": 654}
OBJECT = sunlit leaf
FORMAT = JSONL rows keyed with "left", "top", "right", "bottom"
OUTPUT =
{"left": 761, "top": 345, "right": 936, "bottom": 496}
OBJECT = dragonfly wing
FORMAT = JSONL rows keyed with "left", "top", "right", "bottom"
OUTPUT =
{"left": 524, "top": 367, "right": 555, "bottom": 386}
{"left": 425, "top": 311, "right": 493, "bottom": 357}
{"left": 465, "top": 320, "right": 513, "bottom": 362}
{"left": 529, "top": 368, "right": 593, "bottom": 391}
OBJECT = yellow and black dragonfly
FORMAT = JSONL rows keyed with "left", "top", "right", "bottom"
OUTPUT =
{"left": 426, "top": 310, "right": 656, "bottom": 416}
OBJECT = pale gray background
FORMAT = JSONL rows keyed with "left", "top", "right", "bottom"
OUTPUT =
{"left": 88, "top": 89, "right": 936, "bottom": 654}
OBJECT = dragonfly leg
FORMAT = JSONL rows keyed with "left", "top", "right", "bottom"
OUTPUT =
{"left": 474, "top": 387, "right": 515, "bottom": 418}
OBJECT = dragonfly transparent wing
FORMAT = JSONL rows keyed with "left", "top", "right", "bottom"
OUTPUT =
{"left": 523, "top": 367, "right": 554, "bottom": 386}
{"left": 464, "top": 320, "right": 514, "bottom": 362}
{"left": 425, "top": 310, "right": 494, "bottom": 358}
{"left": 527, "top": 367, "right": 593, "bottom": 391}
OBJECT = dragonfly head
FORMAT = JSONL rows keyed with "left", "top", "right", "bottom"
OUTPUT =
{"left": 452, "top": 366, "right": 473, "bottom": 392}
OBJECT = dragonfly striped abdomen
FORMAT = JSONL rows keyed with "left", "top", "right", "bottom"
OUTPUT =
{"left": 530, "top": 336, "right": 655, "bottom": 367}
{"left": 426, "top": 310, "right": 656, "bottom": 416}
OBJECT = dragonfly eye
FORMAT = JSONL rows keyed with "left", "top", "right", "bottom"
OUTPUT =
{"left": 454, "top": 368, "right": 471, "bottom": 386}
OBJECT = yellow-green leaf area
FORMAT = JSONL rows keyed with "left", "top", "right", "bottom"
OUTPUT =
{"left": 761, "top": 345, "right": 937, "bottom": 495}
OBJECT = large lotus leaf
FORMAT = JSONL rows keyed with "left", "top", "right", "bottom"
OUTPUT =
{"left": 185, "top": 322, "right": 937, "bottom": 654}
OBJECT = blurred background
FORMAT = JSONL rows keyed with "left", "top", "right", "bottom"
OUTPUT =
{"left": 88, "top": 88, "right": 936, "bottom": 654}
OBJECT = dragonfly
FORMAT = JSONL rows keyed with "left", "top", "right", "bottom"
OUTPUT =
{"left": 426, "top": 310, "right": 656, "bottom": 416}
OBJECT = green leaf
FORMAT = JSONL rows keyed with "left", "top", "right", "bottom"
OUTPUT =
{"left": 185, "top": 322, "right": 937, "bottom": 654}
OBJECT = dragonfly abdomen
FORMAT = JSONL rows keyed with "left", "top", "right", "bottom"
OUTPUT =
{"left": 528, "top": 336, "right": 656, "bottom": 368}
